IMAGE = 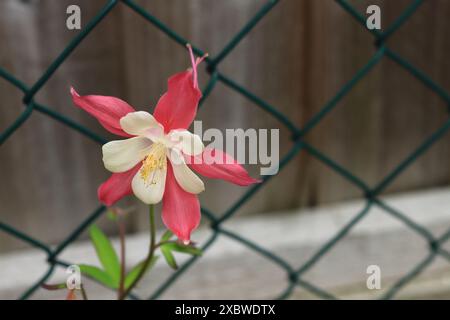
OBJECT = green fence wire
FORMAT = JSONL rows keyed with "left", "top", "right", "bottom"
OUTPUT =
{"left": 1, "top": 0, "right": 449, "bottom": 300}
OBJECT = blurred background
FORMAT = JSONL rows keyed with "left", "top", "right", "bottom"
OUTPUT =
{"left": 1, "top": 0, "right": 450, "bottom": 299}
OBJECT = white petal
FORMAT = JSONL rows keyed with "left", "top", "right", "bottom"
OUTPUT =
{"left": 132, "top": 161, "right": 167, "bottom": 204}
{"left": 168, "top": 130, "right": 204, "bottom": 156}
{"left": 168, "top": 148, "right": 204, "bottom": 194}
{"left": 120, "top": 111, "right": 164, "bottom": 139}
{"left": 102, "top": 137, "right": 152, "bottom": 173}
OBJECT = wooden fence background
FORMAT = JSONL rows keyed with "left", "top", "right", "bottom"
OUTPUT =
{"left": 1, "top": 0, "right": 450, "bottom": 252}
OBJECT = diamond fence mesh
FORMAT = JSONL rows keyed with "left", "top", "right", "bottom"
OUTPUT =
{"left": 1, "top": 0, "right": 450, "bottom": 300}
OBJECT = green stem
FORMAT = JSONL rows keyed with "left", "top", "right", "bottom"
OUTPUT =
{"left": 119, "top": 205, "right": 156, "bottom": 300}
{"left": 80, "top": 284, "right": 88, "bottom": 300}
{"left": 155, "top": 240, "right": 177, "bottom": 249}
{"left": 117, "top": 218, "right": 126, "bottom": 299}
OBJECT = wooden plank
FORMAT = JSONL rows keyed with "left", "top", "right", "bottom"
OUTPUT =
{"left": 1, "top": 0, "right": 450, "bottom": 251}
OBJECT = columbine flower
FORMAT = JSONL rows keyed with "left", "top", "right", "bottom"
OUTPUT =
{"left": 71, "top": 45, "right": 259, "bottom": 243}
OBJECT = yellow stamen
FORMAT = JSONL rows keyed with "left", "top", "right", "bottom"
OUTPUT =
{"left": 140, "top": 143, "right": 166, "bottom": 186}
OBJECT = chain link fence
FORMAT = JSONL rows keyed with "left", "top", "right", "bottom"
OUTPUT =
{"left": 1, "top": 0, "right": 450, "bottom": 300}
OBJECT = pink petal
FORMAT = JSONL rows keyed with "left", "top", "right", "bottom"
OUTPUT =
{"left": 162, "top": 162, "right": 201, "bottom": 243}
{"left": 71, "top": 87, "right": 134, "bottom": 137}
{"left": 153, "top": 71, "right": 201, "bottom": 133}
{"left": 97, "top": 164, "right": 141, "bottom": 206}
{"left": 187, "top": 148, "right": 261, "bottom": 186}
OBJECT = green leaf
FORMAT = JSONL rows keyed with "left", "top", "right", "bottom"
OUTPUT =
{"left": 124, "top": 256, "right": 159, "bottom": 290}
{"left": 89, "top": 224, "right": 120, "bottom": 283}
{"left": 163, "top": 243, "right": 203, "bottom": 256}
{"left": 161, "top": 245, "right": 178, "bottom": 269}
{"left": 79, "top": 264, "right": 117, "bottom": 289}
{"left": 161, "top": 230, "right": 174, "bottom": 242}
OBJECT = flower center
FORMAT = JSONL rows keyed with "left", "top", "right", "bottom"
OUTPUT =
{"left": 140, "top": 142, "right": 167, "bottom": 185}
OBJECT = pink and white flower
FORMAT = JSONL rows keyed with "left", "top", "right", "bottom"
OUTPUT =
{"left": 71, "top": 46, "right": 259, "bottom": 243}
